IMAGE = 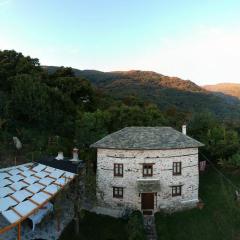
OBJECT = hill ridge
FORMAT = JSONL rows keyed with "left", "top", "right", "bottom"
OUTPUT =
{"left": 203, "top": 83, "right": 240, "bottom": 99}
{"left": 43, "top": 66, "right": 203, "bottom": 92}
{"left": 43, "top": 66, "right": 240, "bottom": 120}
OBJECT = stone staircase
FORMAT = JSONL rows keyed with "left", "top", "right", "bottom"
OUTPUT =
{"left": 143, "top": 215, "right": 157, "bottom": 240}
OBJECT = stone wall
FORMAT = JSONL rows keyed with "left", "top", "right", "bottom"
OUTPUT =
{"left": 96, "top": 148, "right": 199, "bottom": 214}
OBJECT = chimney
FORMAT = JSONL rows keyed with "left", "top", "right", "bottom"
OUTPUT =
{"left": 182, "top": 125, "right": 187, "bottom": 135}
{"left": 71, "top": 147, "right": 79, "bottom": 162}
{"left": 55, "top": 151, "right": 64, "bottom": 160}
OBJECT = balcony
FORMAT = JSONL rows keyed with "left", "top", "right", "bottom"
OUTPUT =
{"left": 137, "top": 179, "right": 161, "bottom": 193}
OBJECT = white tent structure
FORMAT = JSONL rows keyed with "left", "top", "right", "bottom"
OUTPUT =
{"left": 0, "top": 162, "right": 76, "bottom": 240}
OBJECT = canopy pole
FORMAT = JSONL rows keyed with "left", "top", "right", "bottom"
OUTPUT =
{"left": 18, "top": 223, "right": 21, "bottom": 240}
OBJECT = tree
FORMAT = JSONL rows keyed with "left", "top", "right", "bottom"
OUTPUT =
{"left": 189, "top": 112, "right": 239, "bottom": 162}
{"left": 206, "top": 126, "right": 239, "bottom": 161}
{"left": 10, "top": 74, "right": 76, "bottom": 136}
{"left": 228, "top": 153, "right": 240, "bottom": 167}
{"left": 45, "top": 76, "right": 95, "bottom": 110}
{"left": 10, "top": 74, "right": 49, "bottom": 125}
{"left": 50, "top": 66, "right": 75, "bottom": 78}
{"left": 75, "top": 110, "right": 111, "bottom": 148}
{"left": 107, "top": 104, "right": 166, "bottom": 132}
{"left": 0, "top": 50, "right": 42, "bottom": 91}
{"left": 188, "top": 111, "right": 217, "bottom": 143}
{"left": 144, "top": 104, "right": 167, "bottom": 126}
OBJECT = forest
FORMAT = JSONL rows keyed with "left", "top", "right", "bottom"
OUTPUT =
{"left": 45, "top": 66, "right": 240, "bottom": 120}
{"left": 1, "top": 50, "right": 240, "bottom": 170}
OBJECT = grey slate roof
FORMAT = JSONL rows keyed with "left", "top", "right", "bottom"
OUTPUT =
{"left": 90, "top": 127, "right": 204, "bottom": 150}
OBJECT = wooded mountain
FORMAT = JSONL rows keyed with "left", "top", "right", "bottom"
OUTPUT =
{"left": 1, "top": 50, "right": 240, "bottom": 172}
{"left": 204, "top": 83, "right": 240, "bottom": 99}
{"left": 43, "top": 66, "right": 240, "bottom": 120}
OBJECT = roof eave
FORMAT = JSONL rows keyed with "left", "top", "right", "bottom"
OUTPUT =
{"left": 92, "top": 145, "right": 204, "bottom": 150}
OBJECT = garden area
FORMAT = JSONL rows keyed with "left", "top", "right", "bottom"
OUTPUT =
{"left": 59, "top": 166, "right": 240, "bottom": 240}
{"left": 59, "top": 209, "right": 146, "bottom": 240}
{"left": 155, "top": 166, "right": 240, "bottom": 240}
{"left": 59, "top": 210, "right": 128, "bottom": 240}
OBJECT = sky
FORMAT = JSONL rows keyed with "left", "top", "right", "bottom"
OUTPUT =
{"left": 0, "top": 0, "right": 240, "bottom": 85}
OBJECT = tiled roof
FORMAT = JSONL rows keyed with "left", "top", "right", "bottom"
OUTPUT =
{"left": 90, "top": 127, "right": 204, "bottom": 150}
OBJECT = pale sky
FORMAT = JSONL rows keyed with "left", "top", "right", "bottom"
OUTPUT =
{"left": 1, "top": 0, "right": 240, "bottom": 85}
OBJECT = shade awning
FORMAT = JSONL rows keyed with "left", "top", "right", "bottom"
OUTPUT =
{"left": 137, "top": 179, "right": 161, "bottom": 193}
{"left": 0, "top": 162, "right": 76, "bottom": 233}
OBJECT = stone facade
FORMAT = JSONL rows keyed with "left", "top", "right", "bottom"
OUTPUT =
{"left": 96, "top": 147, "right": 199, "bottom": 215}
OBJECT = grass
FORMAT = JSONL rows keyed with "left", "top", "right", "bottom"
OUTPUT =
{"left": 59, "top": 210, "right": 128, "bottom": 240}
{"left": 155, "top": 166, "right": 240, "bottom": 240}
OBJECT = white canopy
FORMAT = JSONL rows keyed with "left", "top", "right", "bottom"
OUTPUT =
{"left": 12, "top": 190, "right": 32, "bottom": 202}
{"left": 11, "top": 181, "right": 28, "bottom": 191}
{"left": 26, "top": 183, "right": 44, "bottom": 193}
{"left": 0, "top": 187, "right": 14, "bottom": 198}
{"left": 0, "top": 163, "right": 76, "bottom": 227}
{"left": 0, "top": 197, "right": 18, "bottom": 212}
{"left": 0, "top": 179, "right": 12, "bottom": 188}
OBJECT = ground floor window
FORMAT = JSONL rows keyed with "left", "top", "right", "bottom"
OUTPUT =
{"left": 171, "top": 185, "right": 182, "bottom": 197}
{"left": 113, "top": 187, "right": 123, "bottom": 198}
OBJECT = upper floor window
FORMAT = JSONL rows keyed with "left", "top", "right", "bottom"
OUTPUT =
{"left": 114, "top": 163, "right": 123, "bottom": 177}
{"left": 143, "top": 163, "right": 153, "bottom": 177}
{"left": 113, "top": 187, "right": 123, "bottom": 198}
{"left": 173, "top": 162, "right": 182, "bottom": 175}
{"left": 172, "top": 185, "right": 182, "bottom": 197}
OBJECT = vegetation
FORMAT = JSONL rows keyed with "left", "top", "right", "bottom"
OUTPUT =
{"left": 188, "top": 112, "right": 240, "bottom": 164}
{"left": 60, "top": 210, "right": 146, "bottom": 240}
{"left": 127, "top": 211, "right": 146, "bottom": 240}
{"left": 155, "top": 166, "right": 240, "bottom": 240}
{"left": 2, "top": 50, "right": 240, "bottom": 240}
{"left": 1, "top": 50, "right": 240, "bottom": 170}
{"left": 45, "top": 66, "right": 240, "bottom": 120}
{"left": 59, "top": 210, "right": 128, "bottom": 240}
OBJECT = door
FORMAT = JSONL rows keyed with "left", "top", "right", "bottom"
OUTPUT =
{"left": 141, "top": 193, "right": 154, "bottom": 210}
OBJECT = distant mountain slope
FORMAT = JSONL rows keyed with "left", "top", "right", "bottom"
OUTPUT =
{"left": 204, "top": 83, "right": 240, "bottom": 99}
{"left": 78, "top": 70, "right": 204, "bottom": 92}
{"left": 43, "top": 66, "right": 240, "bottom": 120}
{"left": 43, "top": 66, "right": 203, "bottom": 92}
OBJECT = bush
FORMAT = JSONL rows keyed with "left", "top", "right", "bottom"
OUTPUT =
{"left": 227, "top": 152, "right": 240, "bottom": 167}
{"left": 127, "top": 211, "right": 146, "bottom": 240}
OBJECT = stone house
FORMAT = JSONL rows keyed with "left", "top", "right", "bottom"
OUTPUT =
{"left": 91, "top": 126, "right": 204, "bottom": 216}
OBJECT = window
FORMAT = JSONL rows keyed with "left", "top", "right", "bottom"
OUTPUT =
{"left": 172, "top": 185, "right": 182, "bottom": 197}
{"left": 173, "top": 162, "right": 182, "bottom": 175}
{"left": 143, "top": 164, "right": 153, "bottom": 177}
{"left": 113, "top": 187, "right": 123, "bottom": 198}
{"left": 114, "top": 163, "right": 123, "bottom": 177}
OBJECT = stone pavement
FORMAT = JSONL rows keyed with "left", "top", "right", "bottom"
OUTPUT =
{"left": 144, "top": 215, "right": 157, "bottom": 240}
{"left": 0, "top": 198, "right": 74, "bottom": 240}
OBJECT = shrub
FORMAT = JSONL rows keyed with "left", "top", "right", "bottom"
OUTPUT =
{"left": 127, "top": 211, "right": 146, "bottom": 240}
{"left": 227, "top": 153, "right": 240, "bottom": 167}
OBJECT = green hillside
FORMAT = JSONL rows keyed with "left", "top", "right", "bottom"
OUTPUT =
{"left": 43, "top": 66, "right": 240, "bottom": 120}
{"left": 1, "top": 50, "right": 239, "bottom": 172}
